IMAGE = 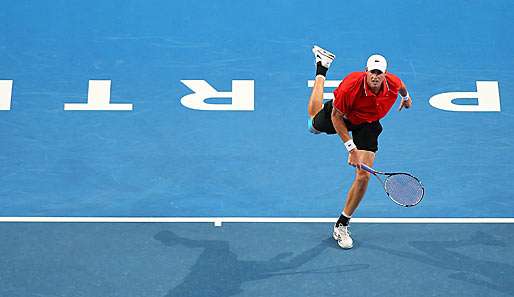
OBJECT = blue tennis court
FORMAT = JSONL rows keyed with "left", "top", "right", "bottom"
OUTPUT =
{"left": 1, "top": 0, "right": 514, "bottom": 296}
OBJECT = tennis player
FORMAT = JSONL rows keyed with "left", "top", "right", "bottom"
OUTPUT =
{"left": 308, "top": 46, "right": 413, "bottom": 249}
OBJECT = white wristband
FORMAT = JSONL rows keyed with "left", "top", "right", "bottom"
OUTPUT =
{"left": 344, "top": 139, "right": 357, "bottom": 152}
{"left": 401, "top": 92, "right": 410, "bottom": 101}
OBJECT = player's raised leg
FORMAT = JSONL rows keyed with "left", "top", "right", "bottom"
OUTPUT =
{"left": 308, "top": 46, "right": 335, "bottom": 118}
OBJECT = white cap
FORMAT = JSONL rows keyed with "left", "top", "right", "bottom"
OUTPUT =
{"left": 366, "top": 54, "right": 387, "bottom": 73}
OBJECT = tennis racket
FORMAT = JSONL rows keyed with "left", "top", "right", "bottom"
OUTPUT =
{"left": 359, "top": 164, "right": 424, "bottom": 207}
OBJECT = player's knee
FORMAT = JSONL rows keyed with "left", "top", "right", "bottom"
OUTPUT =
{"left": 308, "top": 107, "right": 317, "bottom": 118}
{"left": 355, "top": 170, "right": 371, "bottom": 183}
{"left": 308, "top": 103, "right": 323, "bottom": 118}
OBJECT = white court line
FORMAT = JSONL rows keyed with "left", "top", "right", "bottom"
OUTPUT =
{"left": 1, "top": 217, "right": 514, "bottom": 226}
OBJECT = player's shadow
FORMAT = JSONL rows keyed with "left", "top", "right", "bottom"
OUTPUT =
{"left": 154, "top": 231, "right": 368, "bottom": 297}
{"left": 363, "top": 231, "right": 513, "bottom": 296}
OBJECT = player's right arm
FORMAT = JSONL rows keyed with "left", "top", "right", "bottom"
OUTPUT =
{"left": 331, "top": 107, "right": 361, "bottom": 167}
{"left": 331, "top": 107, "right": 351, "bottom": 142}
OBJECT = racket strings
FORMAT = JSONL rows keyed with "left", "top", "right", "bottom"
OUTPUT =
{"left": 384, "top": 174, "right": 424, "bottom": 206}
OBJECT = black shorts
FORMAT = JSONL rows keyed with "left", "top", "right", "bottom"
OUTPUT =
{"left": 310, "top": 100, "right": 383, "bottom": 152}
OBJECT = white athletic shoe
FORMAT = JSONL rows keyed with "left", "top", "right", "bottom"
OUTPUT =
{"left": 333, "top": 224, "right": 353, "bottom": 249}
{"left": 312, "top": 45, "right": 335, "bottom": 68}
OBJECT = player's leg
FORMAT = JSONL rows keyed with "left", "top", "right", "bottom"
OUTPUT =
{"left": 333, "top": 151, "right": 375, "bottom": 249}
{"left": 308, "top": 46, "right": 335, "bottom": 118}
{"left": 308, "top": 75, "right": 326, "bottom": 118}
{"left": 343, "top": 151, "right": 376, "bottom": 216}
{"left": 333, "top": 121, "right": 382, "bottom": 249}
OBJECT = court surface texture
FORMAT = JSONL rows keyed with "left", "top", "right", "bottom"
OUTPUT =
{"left": 1, "top": 0, "right": 514, "bottom": 296}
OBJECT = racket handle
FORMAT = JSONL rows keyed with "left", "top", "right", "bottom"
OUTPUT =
{"left": 358, "top": 164, "right": 376, "bottom": 174}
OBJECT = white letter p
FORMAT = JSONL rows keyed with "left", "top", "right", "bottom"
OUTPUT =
{"left": 429, "top": 81, "right": 500, "bottom": 112}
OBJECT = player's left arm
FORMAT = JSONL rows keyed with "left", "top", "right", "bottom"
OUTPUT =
{"left": 398, "top": 80, "right": 412, "bottom": 111}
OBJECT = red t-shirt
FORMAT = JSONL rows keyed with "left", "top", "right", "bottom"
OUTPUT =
{"left": 333, "top": 72, "right": 402, "bottom": 125}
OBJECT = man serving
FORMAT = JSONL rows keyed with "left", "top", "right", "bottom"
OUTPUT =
{"left": 308, "top": 46, "right": 413, "bottom": 249}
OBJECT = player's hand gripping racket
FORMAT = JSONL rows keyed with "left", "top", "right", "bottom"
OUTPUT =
{"left": 359, "top": 164, "right": 424, "bottom": 207}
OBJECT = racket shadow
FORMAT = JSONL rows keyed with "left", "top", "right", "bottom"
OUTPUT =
{"left": 362, "top": 231, "right": 514, "bottom": 296}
